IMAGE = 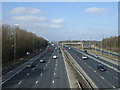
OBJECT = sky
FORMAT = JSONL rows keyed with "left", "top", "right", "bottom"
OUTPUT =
{"left": 2, "top": 2, "right": 118, "bottom": 41}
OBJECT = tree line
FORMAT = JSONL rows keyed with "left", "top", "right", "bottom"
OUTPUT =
{"left": 101, "top": 36, "right": 119, "bottom": 52}
{"left": 2, "top": 24, "right": 48, "bottom": 63}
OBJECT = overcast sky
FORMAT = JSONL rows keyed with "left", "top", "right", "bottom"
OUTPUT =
{"left": 2, "top": 2, "right": 118, "bottom": 41}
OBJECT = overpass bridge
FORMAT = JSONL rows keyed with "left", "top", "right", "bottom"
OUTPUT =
{"left": 61, "top": 42, "right": 83, "bottom": 45}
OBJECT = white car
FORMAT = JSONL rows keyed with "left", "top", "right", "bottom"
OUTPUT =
{"left": 95, "top": 55, "right": 99, "bottom": 58}
{"left": 53, "top": 55, "right": 57, "bottom": 59}
{"left": 82, "top": 55, "right": 88, "bottom": 60}
{"left": 40, "top": 60, "right": 44, "bottom": 63}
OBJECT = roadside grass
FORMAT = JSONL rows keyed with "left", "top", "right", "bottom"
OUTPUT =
{"left": 88, "top": 49, "right": 120, "bottom": 62}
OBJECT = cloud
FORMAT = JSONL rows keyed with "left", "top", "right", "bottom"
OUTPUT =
{"left": 10, "top": 7, "right": 41, "bottom": 14}
{"left": 34, "top": 23, "right": 63, "bottom": 29}
{"left": 51, "top": 18, "right": 64, "bottom": 24}
{"left": 84, "top": 7, "right": 107, "bottom": 15}
{"left": 12, "top": 16, "right": 48, "bottom": 22}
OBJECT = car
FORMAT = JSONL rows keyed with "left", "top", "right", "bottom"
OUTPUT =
{"left": 48, "top": 48, "right": 51, "bottom": 51}
{"left": 40, "top": 60, "right": 44, "bottom": 63}
{"left": 59, "top": 50, "right": 61, "bottom": 53}
{"left": 26, "top": 64, "right": 36, "bottom": 68}
{"left": 95, "top": 55, "right": 99, "bottom": 58}
{"left": 82, "top": 55, "right": 88, "bottom": 60}
{"left": 69, "top": 47, "right": 71, "bottom": 49}
{"left": 53, "top": 55, "right": 57, "bottom": 59}
{"left": 51, "top": 49, "right": 53, "bottom": 52}
{"left": 97, "top": 64, "right": 106, "bottom": 71}
{"left": 83, "top": 50, "right": 88, "bottom": 53}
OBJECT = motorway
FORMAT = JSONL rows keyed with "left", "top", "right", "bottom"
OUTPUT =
{"left": 64, "top": 46, "right": 120, "bottom": 89}
{"left": 2, "top": 46, "right": 70, "bottom": 88}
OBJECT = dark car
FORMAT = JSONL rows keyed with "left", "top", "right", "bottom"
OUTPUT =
{"left": 97, "top": 64, "right": 106, "bottom": 71}
{"left": 59, "top": 50, "right": 61, "bottom": 53}
{"left": 26, "top": 64, "right": 36, "bottom": 68}
{"left": 50, "top": 49, "right": 53, "bottom": 52}
{"left": 83, "top": 50, "right": 88, "bottom": 53}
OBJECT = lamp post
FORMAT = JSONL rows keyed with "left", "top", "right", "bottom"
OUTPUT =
{"left": 13, "top": 24, "right": 18, "bottom": 64}
{"left": 32, "top": 31, "right": 35, "bottom": 53}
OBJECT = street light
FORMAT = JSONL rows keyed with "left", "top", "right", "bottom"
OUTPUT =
{"left": 32, "top": 31, "right": 35, "bottom": 53}
{"left": 13, "top": 24, "right": 19, "bottom": 64}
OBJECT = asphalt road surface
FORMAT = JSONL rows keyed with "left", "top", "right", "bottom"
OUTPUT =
{"left": 64, "top": 46, "right": 120, "bottom": 89}
{"left": 2, "top": 46, "right": 70, "bottom": 88}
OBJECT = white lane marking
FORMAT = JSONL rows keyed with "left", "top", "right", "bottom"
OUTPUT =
{"left": 46, "top": 64, "right": 48, "bottom": 66}
{"left": 56, "top": 63, "right": 57, "bottom": 66}
{"left": 27, "top": 73, "right": 30, "bottom": 76}
{"left": 112, "top": 86, "right": 115, "bottom": 88}
{"left": 56, "top": 61, "right": 57, "bottom": 64}
{"left": 40, "top": 73, "right": 42, "bottom": 76}
{"left": 101, "top": 76, "right": 104, "bottom": 79}
{"left": 94, "top": 70, "right": 96, "bottom": 73}
{"left": 54, "top": 73, "right": 56, "bottom": 76}
{"left": 36, "top": 65, "right": 38, "bottom": 66}
{"left": 85, "top": 63, "right": 86, "bottom": 65}
{"left": 89, "top": 66, "right": 91, "bottom": 68}
{"left": 44, "top": 68, "right": 45, "bottom": 70}
{"left": 52, "top": 80, "right": 54, "bottom": 84}
{"left": 33, "top": 68, "right": 35, "bottom": 70}
{"left": 35, "top": 81, "right": 38, "bottom": 84}
{"left": 55, "top": 68, "right": 56, "bottom": 70}
{"left": 77, "top": 50, "right": 120, "bottom": 73}
{"left": 18, "top": 81, "right": 22, "bottom": 84}
{"left": 61, "top": 49, "right": 72, "bottom": 88}
{"left": 0, "top": 67, "right": 25, "bottom": 85}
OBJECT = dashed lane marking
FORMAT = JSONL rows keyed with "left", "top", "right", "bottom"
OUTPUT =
{"left": 112, "top": 86, "right": 115, "bottom": 88}
{"left": 52, "top": 80, "right": 54, "bottom": 84}
{"left": 101, "top": 76, "right": 104, "bottom": 79}
{"left": 94, "top": 70, "right": 96, "bottom": 73}
{"left": 0, "top": 67, "right": 25, "bottom": 85}
{"left": 18, "top": 81, "right": 22, "bottom": 84}
{"left": 36, "top": 65, "right": 38, "bottom": 66}
{"left": 56, "top": 64, "right": 57, "bottom": 66}
{"left": 40, "top": 73, "right": 42, "bottom": 76}
{"left": 35, "top": 81, "right": 38, "bottom": 84}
